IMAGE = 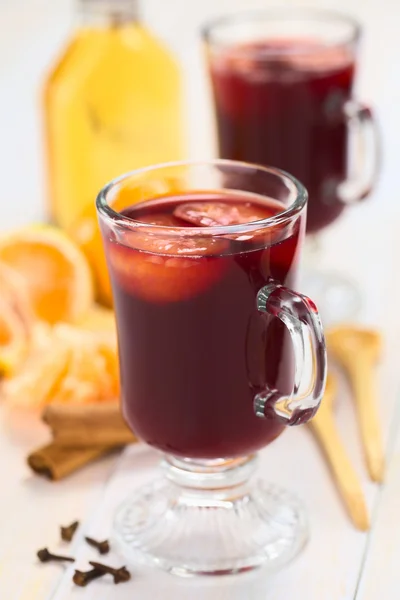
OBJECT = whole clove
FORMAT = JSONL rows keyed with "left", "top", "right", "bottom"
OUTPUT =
{"left": 37, "top": 548, "right": 75, "bottom": 564}
{"left": 60, "top": 520, "right": 79, "bottom": 542}
{"left": 89, "top": 561, "right": 131, "bottom": 584}
{"left": 73, "top": 567, "right": 105, "bottom": 587}
{"left": 85, "top": 536, "right": 110, "bottom": 555}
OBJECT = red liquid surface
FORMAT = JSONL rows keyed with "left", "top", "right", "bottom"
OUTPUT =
{"left": 210, "top": 40, "right": 355, "bottom": 233}
{"left": 105, "top": 192, "right": 304, "bottom": 459}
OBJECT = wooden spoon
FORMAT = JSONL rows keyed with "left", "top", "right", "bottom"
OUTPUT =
{"left": 310, "top": 373, "right": 370, "bottom": 531}
{"left": 327, "top": 326, "right": 385, "bottom": 483}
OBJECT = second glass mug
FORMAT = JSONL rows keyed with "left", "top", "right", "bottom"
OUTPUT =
{"left": 97, "top": 160, "right": 327, "bottom": 576}
{"left": 203, "top": 9, "right": 380, "bottom": 323}
{"left": 203, "top": 8, "right": 380, "bottom": 235}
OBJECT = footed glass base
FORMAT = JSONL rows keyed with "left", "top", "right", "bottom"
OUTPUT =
{"left": 113, "top": 455, "right": 308, "bottom": 577}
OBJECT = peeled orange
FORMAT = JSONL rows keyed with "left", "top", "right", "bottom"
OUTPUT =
{"left": 75, "top": 304, "right": 116, "bottom": 334}
{"left": 1, "top": 323, "right": 119, "bottom": 408}
{"left": 53, "top": 326, "right": 119, "bottom": 405}
{"left": 1, "top": 322, "right": 69, "bottom": 406}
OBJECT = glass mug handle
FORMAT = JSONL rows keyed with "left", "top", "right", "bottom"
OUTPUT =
{"left": 339, "top": 100, "right": 381, "bottom": 204}
{"left": 254, "top": 282, "right": 327, "bottom": 426}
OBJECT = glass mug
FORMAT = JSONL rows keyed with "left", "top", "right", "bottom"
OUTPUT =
{"left": 203, "top": 9, "right": 380, "bottom": 235}
{"left": 97, "top": 160, "right": 327, "bottom": 576}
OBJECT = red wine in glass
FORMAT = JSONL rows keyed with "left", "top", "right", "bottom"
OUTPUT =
{"left": 209, "top": 40, "right": 355, "bottom": 233}
{"left": 105, "top": 192, "right": 304, "bottom": 458}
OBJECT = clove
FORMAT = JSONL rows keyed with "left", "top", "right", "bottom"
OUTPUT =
{"left": 89, "top": 561, "right": 131, "bottom": 584}
{"left": 60, "top": 521, "right": 79, "bottom": 542}
{"left": 73, "top": 567, "right": 105, "bottom": 587}
{"left": 85, "top": 536, "right": 110, "bottom": 555}
{"left": 37, "top": 548, "right": 75, "bottom": 564}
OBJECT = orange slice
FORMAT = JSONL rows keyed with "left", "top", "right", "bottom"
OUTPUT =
{"left": 174, "top": 200, "right": 275, "bottom": 227}
{"left": 70, "top": 174, "right": 185, "bottom": 306}
{"left": 0, "top": 226, "right": 94, "bottom": 324}
{"left": 109, "top": 242, "right": 227, "bottom": 303}
{"left": 0, "top": 261, "right": 36, "bottom": 332}
{"left": 0, "top": 297, "right": 29, "bottom": 377}
{"left": 70, "top": 208, "right": 113, "bottom": 307}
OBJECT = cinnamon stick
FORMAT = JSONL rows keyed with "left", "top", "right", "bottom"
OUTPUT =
{"left": 28, "top": 403, "right": 138, "bottom": 480}
{"left": 43, "top": 403, "right": 136, "bottom": 448}
{"left": 27, "top": 443, "right": 120, "bottom": 481}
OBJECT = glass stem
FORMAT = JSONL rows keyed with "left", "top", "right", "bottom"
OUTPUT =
{"left": 163, "top": 455, "right": 258, "bottom": 500}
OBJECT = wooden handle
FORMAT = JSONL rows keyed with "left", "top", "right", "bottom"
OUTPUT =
{"left": 326, "top": 326, "right": 385, "bottom": 483}
{"left": 310, "top": 413, "right": 369, "bottom": 531}
{"left": 351, "top": 361, "right": 385, "bottom": 483}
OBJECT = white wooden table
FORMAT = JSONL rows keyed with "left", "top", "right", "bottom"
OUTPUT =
{"left": 1, "top": 1, "right": 400, "bottom": 598}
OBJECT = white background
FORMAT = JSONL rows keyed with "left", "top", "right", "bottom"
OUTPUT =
{"left": 0, "top": 1, "right": 399, "bottom": 599}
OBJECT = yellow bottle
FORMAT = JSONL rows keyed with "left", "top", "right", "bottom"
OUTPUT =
{"left": 43, "top": 0, "right": 185, "bottom": 304}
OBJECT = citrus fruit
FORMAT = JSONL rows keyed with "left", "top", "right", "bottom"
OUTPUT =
{"left": 0, "top": 261, "right": 36, "bottom": 332}
{"left": 1, "top": 322, "right": 69, "bottom": 405}
{"left": 1, "top": 323, "right": 119, "bottom": 407}
{"left": 70, "top": 175, "right": 185, "bottom": 306}
{"left": 109, "top": 241, "right": 228, "bottom": 304}
{"left": 0, "top": 225, "right": 94, "bottom": 324}
{"left": 0, "top": 297, "right": 29, "bottom": 377}
{"left": 76, "top": 304, "right": 116, "bottom": 334}
{"left": 70, "top": 207, "right": 113, "bottom": 307}
{"left": 174, "top": 200, "right": 275, "bottom": 227}
{"left": 53, "top": 326, "right": 119, "bottom": 405}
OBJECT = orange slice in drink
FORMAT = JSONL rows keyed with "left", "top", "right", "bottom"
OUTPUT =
{"left": 109, "top": 233, "right": 228, "bottom": 304}
{"left": 174, "top": 200, "right": 275, "bottom": 227}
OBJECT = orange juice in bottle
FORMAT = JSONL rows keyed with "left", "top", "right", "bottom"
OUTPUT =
{"left": 43, "top": 0, "right": 185, "bottom": 304}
